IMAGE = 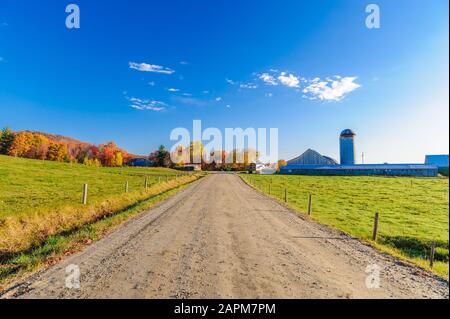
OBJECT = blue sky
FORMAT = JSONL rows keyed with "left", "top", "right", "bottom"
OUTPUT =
{"left": 0, "top": 0, "right": 448, "bottom": 163}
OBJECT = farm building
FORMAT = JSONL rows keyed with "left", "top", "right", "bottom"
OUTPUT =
{"left": 280, "top": 129, "right": 439, "bottom": 177}
{"left": 128, "top": 158, "right": 154, "bottom": 167}
{"left": 425, "top": 154, "right": 449, "bottom": 176}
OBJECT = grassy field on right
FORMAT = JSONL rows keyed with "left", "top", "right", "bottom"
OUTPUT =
{"left": 241, "top": 174, "right": 449, "bottom": 277}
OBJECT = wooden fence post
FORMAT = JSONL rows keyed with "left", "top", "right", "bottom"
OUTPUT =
{"left": 125, "top": 181, "right": 129, "bottom": 193}
{"left": 430, "top": 241, "right": 436, "bottom": 268}
{"left": 372, "top": 213, "right": 379, "bottom": 241}
{"left": 82, "top": 184, "right": 88, "bottom": 205}
{"left": 145, "top": 177, "right": 148, "bottom": 188}
{"left": 308, "top": 194, "right": 312, "bottom": 215}
{"left": 284, "top": 188, "right": 288, "bottom": 203}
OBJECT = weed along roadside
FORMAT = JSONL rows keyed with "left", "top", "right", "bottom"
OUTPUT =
{"left": 240, "top": 174, "right": 449, "bottom": 278}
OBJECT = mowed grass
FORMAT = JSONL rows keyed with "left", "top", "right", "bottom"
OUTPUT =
{"left": 0, "top": 155, "right": 200, "bottom": 255}
{"left": 242, "top": 174, "right": 449, "bottom": 277}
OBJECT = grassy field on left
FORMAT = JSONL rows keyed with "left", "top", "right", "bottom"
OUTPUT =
{"left": 0, "top": 155, "right": 201, "bottom": 258}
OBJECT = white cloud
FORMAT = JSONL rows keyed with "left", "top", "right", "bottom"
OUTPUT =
{"left": 180, "top": 61, "right": 189, "bottom": 65}
{"left": 215, "top": 97, "right": 222, "bottom": 101}
{"left": 302, "top": 76, "right": 361, "bottom": 101}
{"left": 226, "top": 78, "right": 236, "bottom": 85}
{"left": 168, "top": 88, "right": 179, "bottom": 92}
{"left": 129, "top": 62, "right": 175, "bottom": 74}
{"left": 278, "top": 72, "right": 300, "bottom": 88}
{"left": 148, "top": 81, "right": 156, "bottom": 86}
{"left": 240, "top": 83, "right": 258, "bottom": 89}
{"left": 259, "top": 73, "right": 278, "bottom": 86}
{"left": 203, "top": 90, "right": 210, "bottom": 94}
{"left": 126, "top": 97, "right": 167, "bottom": 111}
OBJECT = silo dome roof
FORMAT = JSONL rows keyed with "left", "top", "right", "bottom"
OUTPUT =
{"left": 340, "top": 129, "right": 356, "bottom": 137}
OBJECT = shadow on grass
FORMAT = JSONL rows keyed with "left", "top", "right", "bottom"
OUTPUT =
{"left": 380, "top": 236, "right": 449, "bottom": 262}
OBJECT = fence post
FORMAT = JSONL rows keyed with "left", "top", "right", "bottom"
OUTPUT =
{"left": 145, "top": 177, "right": 148, "bottom": 188}
{"left": 308, "top": 194, "right": 312, "bottom": 215}
{"left": 82, "top": 183, "right": 88, "bottom": 205}
{"left": 372, "top": 213, "right": 379, "bottom": 241}
{"left": 158, "top": 176, "right": 161, "bottom": 183}
{"left": 125, "top": 181, "right": 129, "bottom": 193}
{"left": 430, "top": 241, "right": 436, "bottom": 268}
{"left": 284, "top": 188, "right": 288, "bottom": 203}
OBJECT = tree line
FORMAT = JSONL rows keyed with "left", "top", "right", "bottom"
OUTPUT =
{"left": 0, "top": 128, "right": 131, "bottom": 167}
{"left": 1, "top": 128, "right": 284, "bottom": 171}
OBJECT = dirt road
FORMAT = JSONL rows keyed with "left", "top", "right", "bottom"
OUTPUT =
{"left": 3, "top": 174, "right": 448, "bottom": 299}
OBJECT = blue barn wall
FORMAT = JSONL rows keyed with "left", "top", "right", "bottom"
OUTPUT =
{"left": 280, "top": 165, "right": 438, "bottom": 177}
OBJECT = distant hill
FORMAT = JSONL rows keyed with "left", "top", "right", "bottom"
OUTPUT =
{"left": 22, "top": 130, "right": 92, "bottom": 147}
{"left": 20, "top": 130, "right": 142, "bottom": 158}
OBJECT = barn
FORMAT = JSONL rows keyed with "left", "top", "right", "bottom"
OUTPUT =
{"left": 280, "top": 129, "right": 439, "bottom": 177}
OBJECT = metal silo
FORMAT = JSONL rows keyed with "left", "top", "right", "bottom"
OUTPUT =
{"left": 340, "top": 129, "right": 356, "bottom": 165}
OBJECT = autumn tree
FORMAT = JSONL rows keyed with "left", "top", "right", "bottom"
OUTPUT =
{"left": 277, "top": 159, "right": 287, "bottom": 171}
{"left": 47, "top": 142, "right": 68, "bottom": 162}
{"left": 8, "top": 132, "right": 33, "bottom": 157}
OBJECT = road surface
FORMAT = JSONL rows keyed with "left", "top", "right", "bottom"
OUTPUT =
{"left": 3, "top": 174, "right": 448, "bottom": 299}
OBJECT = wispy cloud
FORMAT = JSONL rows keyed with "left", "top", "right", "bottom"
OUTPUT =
{"left": 148, "top": 81, "right": 156, "bottom": 86}
{"left": 167, "top": 88, "right": 180, "bottom": 92}
{"left": 240, "top": 83, "right": 258, "bottom": 89}
{"left": 226, "top": 78, "right": 236, "bottom": 85}
{"left": 180, "top": 61, "right": 189, "bottom": 65}
{"left": 129, "top": 62, "right": 175, "bottom": 74}
{"left": 126, "top": 96, "right": 167, "bottom": 111}
{"left": 255, "top": 69, "right": 361, "bottom": 101}
{"left": 302, "top": 76, "right": 361, "bottom": 101}
{"left": 278, "top": 72, "right": 300, "bottom": 88}
{"left": 259, "top": 73, "right": 278, "bottom": 86}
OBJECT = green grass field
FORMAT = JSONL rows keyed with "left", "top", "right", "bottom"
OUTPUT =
{"left": 0, "top": 155, "right": 199, "bottom": 255}
{"left": 242, "top": 174, "right": 449, "bottom": 277}
{"left": 0, "top": 155, "right": 181, "bottom": 218}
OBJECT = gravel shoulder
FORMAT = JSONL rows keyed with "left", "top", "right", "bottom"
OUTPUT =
{"left": 2, "top": 174, "right": 448, "bottom": 299}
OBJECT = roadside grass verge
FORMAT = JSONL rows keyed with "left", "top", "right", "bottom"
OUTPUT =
{"left": 0, "top": 180, "right": 199, "bottom": 290}
{"left": 241, "top": 174, "right": 449, "bottom": 278}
